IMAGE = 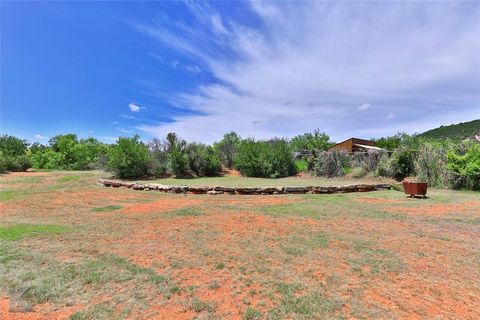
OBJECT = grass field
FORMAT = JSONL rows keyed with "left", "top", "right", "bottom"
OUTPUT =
{"left": 1, "top": 171, "right": 479, "bottom": 319}
{"left": 133, "top": 174, "right": 392, "bottom": 187}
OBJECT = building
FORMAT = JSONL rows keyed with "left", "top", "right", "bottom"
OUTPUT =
{"left": 328, "top": 138, "right": 382, "bottom": 153}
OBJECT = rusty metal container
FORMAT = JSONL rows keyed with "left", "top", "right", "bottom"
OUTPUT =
{"left": 403, "top": 181, "right": 428, "bottom": 198}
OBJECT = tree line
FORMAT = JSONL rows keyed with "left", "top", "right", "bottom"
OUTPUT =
{"left": 1, "top": 131, "right": 479, "bottom": 190}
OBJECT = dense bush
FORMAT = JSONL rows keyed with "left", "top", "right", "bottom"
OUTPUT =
{"left": 185, "top": 143, "right": 222, "bottom": 177}
{"left": 0, "top": 135, "right": 31, "bottom": 173}
{"left": 234, "top": 138, "right": 296, "bottom": 178}
{"left": 308, "top": 150, "right": 350, "bottom": 178}
{"left": 446, "top": 143, "right": 480, "bottom": 190}
{"left": 30, "top": 134, "right": 107, "bottom": 170}
{"left": 214, "top": 132, "right": 240, "bottom": 168}
{"left": 107, "top": 136, "right": 151, "bottom": 179}
{"left": 414, "top": 144, "right": 447, "bottom": 187}
{"left": 149, "top": 133, "right": 221, "bottom": 178}
{"left": 351, "top": 151, "right": 386, "bottom": 172}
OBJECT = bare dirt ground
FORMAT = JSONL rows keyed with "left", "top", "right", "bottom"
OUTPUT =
{"left": 1, "top": 171, "right": 479, "bottom": 319}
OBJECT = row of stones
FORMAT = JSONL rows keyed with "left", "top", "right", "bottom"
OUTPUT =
{"left": 97, "top": 179, "right": 391, "bottom": 195}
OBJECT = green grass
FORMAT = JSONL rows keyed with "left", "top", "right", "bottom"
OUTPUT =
{"left": 0, "top": 189, "right": 33, "bottom": 201}
{"left": 189, "top": 297, "right": 215, "bottom": 313}
{"left": 243, "top": 307, "right": 263, "bottom": 320}
{"left": 92, "top": 205, "right": 123, "bottom": 212}
{"left": 174, "top": 207, "right": 203, "bottom": 216}
{"left": 295, "top": 159, "right": 307, "bottom": 172}
{"left": 57, "top": 175, "right": 81, "bottom": 183}
{"left": 134, "top": 174, "right": 386, "bottom": 187}
{"left": 0, "top": 224, "right": 68, "bottom": 241}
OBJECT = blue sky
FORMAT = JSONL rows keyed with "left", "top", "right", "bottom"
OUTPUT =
{"left": 1, "top": 1, "right": 479, "bottom": 144}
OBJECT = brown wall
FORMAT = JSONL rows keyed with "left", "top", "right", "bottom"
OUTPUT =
{"left": 328, "top": 138, "right": 376, "bottom": 152}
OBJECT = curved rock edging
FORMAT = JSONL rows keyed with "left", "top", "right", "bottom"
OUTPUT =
{"left": 97, "top": 179, "right": 391, "bottom": 195}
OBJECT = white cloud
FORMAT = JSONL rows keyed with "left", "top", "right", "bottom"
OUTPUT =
{"left": 35, "top": 134, "right": 48, "bottom": 140}
{"left": 358, "top": 103, "right": 372, "bottom": 111}
{"left": 128, "top": 103, "right": 142, "bottom": 112}
{"left": 210, "top": 14, "right": 228, "bottom": 35}
{"left": 136, "top": 2, "right": 480, "bottom": 143}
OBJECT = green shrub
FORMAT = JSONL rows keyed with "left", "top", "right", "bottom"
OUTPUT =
{"left": 295, "top": 159, "right": 307, "bottom": 172}
{"left": 446, "top": 143, "right": 480, "bottom": 190}
{"left": 351, "top": 167, "right": 367, "bottom": 178}
{"left": 107, "top": 136, "right": 151, "bottom": 179}
{"left": 414, "top": 144, "right": 447, "bottom": 187}
{"left": 185, "top": 143, "right": 221, "bottom": 177}
{"left": 375, "top": 153, "right": 392, "bottom": 177}
{"left": 234, "top": 138, "right": 296, "bottom": 178}
{"left": 30, "top": 148, "right": 65, "bottom": 169}
{"left": 389, "top": 146, "right": 416, "bottom": 181}
{"left": 308, "top": 150, "right": 350, "bottom": 177}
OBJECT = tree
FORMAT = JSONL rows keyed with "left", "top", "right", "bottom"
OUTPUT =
{"left": 0, "top": 135, "right": 31, "bottom": 172}
{"left": 107, "top": 136, "right": 151, "bottom": 179}
{"left": 214, "top": 132, "right": 241, "bottom": 168}
{"left": 290, "top": 129, "right": 333, "bottom": 151}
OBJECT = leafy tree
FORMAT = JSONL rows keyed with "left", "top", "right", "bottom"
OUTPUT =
{"left": 165, "top": 133, "right": 189, "bottom": 178}
{"left": 214, "top": 132, "right": 241, "bottom": 168}
{"left": 185, "top": 143, "right": 221, "bottom": 177}
{"left": 49, "top": 134, "right": 78, "bottom": 167}
{"left": 107, "top": 135, "right": 151, "bottom": 179}
{"left": 0, "top": 135, "right": 31, "bottom": 172}
{"left": 290, "top": 129, "right": 333, "bottom": 151}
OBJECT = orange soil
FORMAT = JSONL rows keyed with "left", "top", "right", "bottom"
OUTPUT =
{"left": 385, "top": 201, "right": 480, "bottom": 216}
{"left": 0, "top": 297, "right": 81, "bottom": 320}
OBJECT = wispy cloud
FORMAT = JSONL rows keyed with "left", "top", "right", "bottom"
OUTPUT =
{"left": 135, "top": 2, "right": 480, "bottom": 142}
{"left": 358, "top": 104, "right": 372, "bottom": 112}
{"left": 35, "top": 134, "right": 48, "bottom": 140}
{"left": 128, "top": 103, "right": 142, "bottom": 112}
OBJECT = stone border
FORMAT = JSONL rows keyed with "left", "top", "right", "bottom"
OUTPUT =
{"left": 97, "top": 179, "right": 391, "bottom": 195}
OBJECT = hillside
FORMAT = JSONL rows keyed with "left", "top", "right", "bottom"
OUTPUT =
{"left": 419, "top": 119, "right": 480, "bottom": 141}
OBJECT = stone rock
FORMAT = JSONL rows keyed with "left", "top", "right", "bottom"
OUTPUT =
{"left": 207, "top": 190, "right": 224, "bottom": 195}
{"left": 235, "top": 187, "right": 261, "bottom": 194}
{"left": 258, "top": 187, "right": 278, "bottom": 194}
{"left": 111, "top": 181, "right": 122, "bottom": 188}
{"left": 131, "top": 184, "right": 145, "bottom": 190}
{"left": 170, "top": 186, "right": 188, "bottom": 193}
{"left": 213, "top": 186, "right": 235, "bottom": 193}
{"left": 284, "top": 186, "right": 307, "bottom": 194}
{"left": 188, "top": 186, "right": 211, "bottom": 194}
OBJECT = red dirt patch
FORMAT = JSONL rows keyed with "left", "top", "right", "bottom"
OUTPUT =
{"left": 385, "top": 201, "right": 480, "bottom": 216}
{"left": 121, "top": 195, "right": 294, "bottom": 214}
{"left": 5, "top": 172, "right": 49, "bottom": 177}
{"left": 0, "top": 297, "right": 82, "bottom": 320}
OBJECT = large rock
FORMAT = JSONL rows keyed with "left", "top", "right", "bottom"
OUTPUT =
{"left": 258, "top": 187, "right": 281, "bottom": 194}
{"left": 235, "top": 187, "right": 261, "bottom": 194}
{"left": 284, "top": 186, "right": 307, "bottom": 194}
{"left": 188, "top": 186, "right": 212, "bottom": 194}
{"left": 213, "top": 186, "right": 235, "bottom": 194}
{"left": 207, "top": 190, "right": 224, "bottom": 195}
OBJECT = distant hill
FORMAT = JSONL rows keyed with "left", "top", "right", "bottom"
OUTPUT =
{"left": 419, "top": 119, "right": 480, "bottom": 141}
